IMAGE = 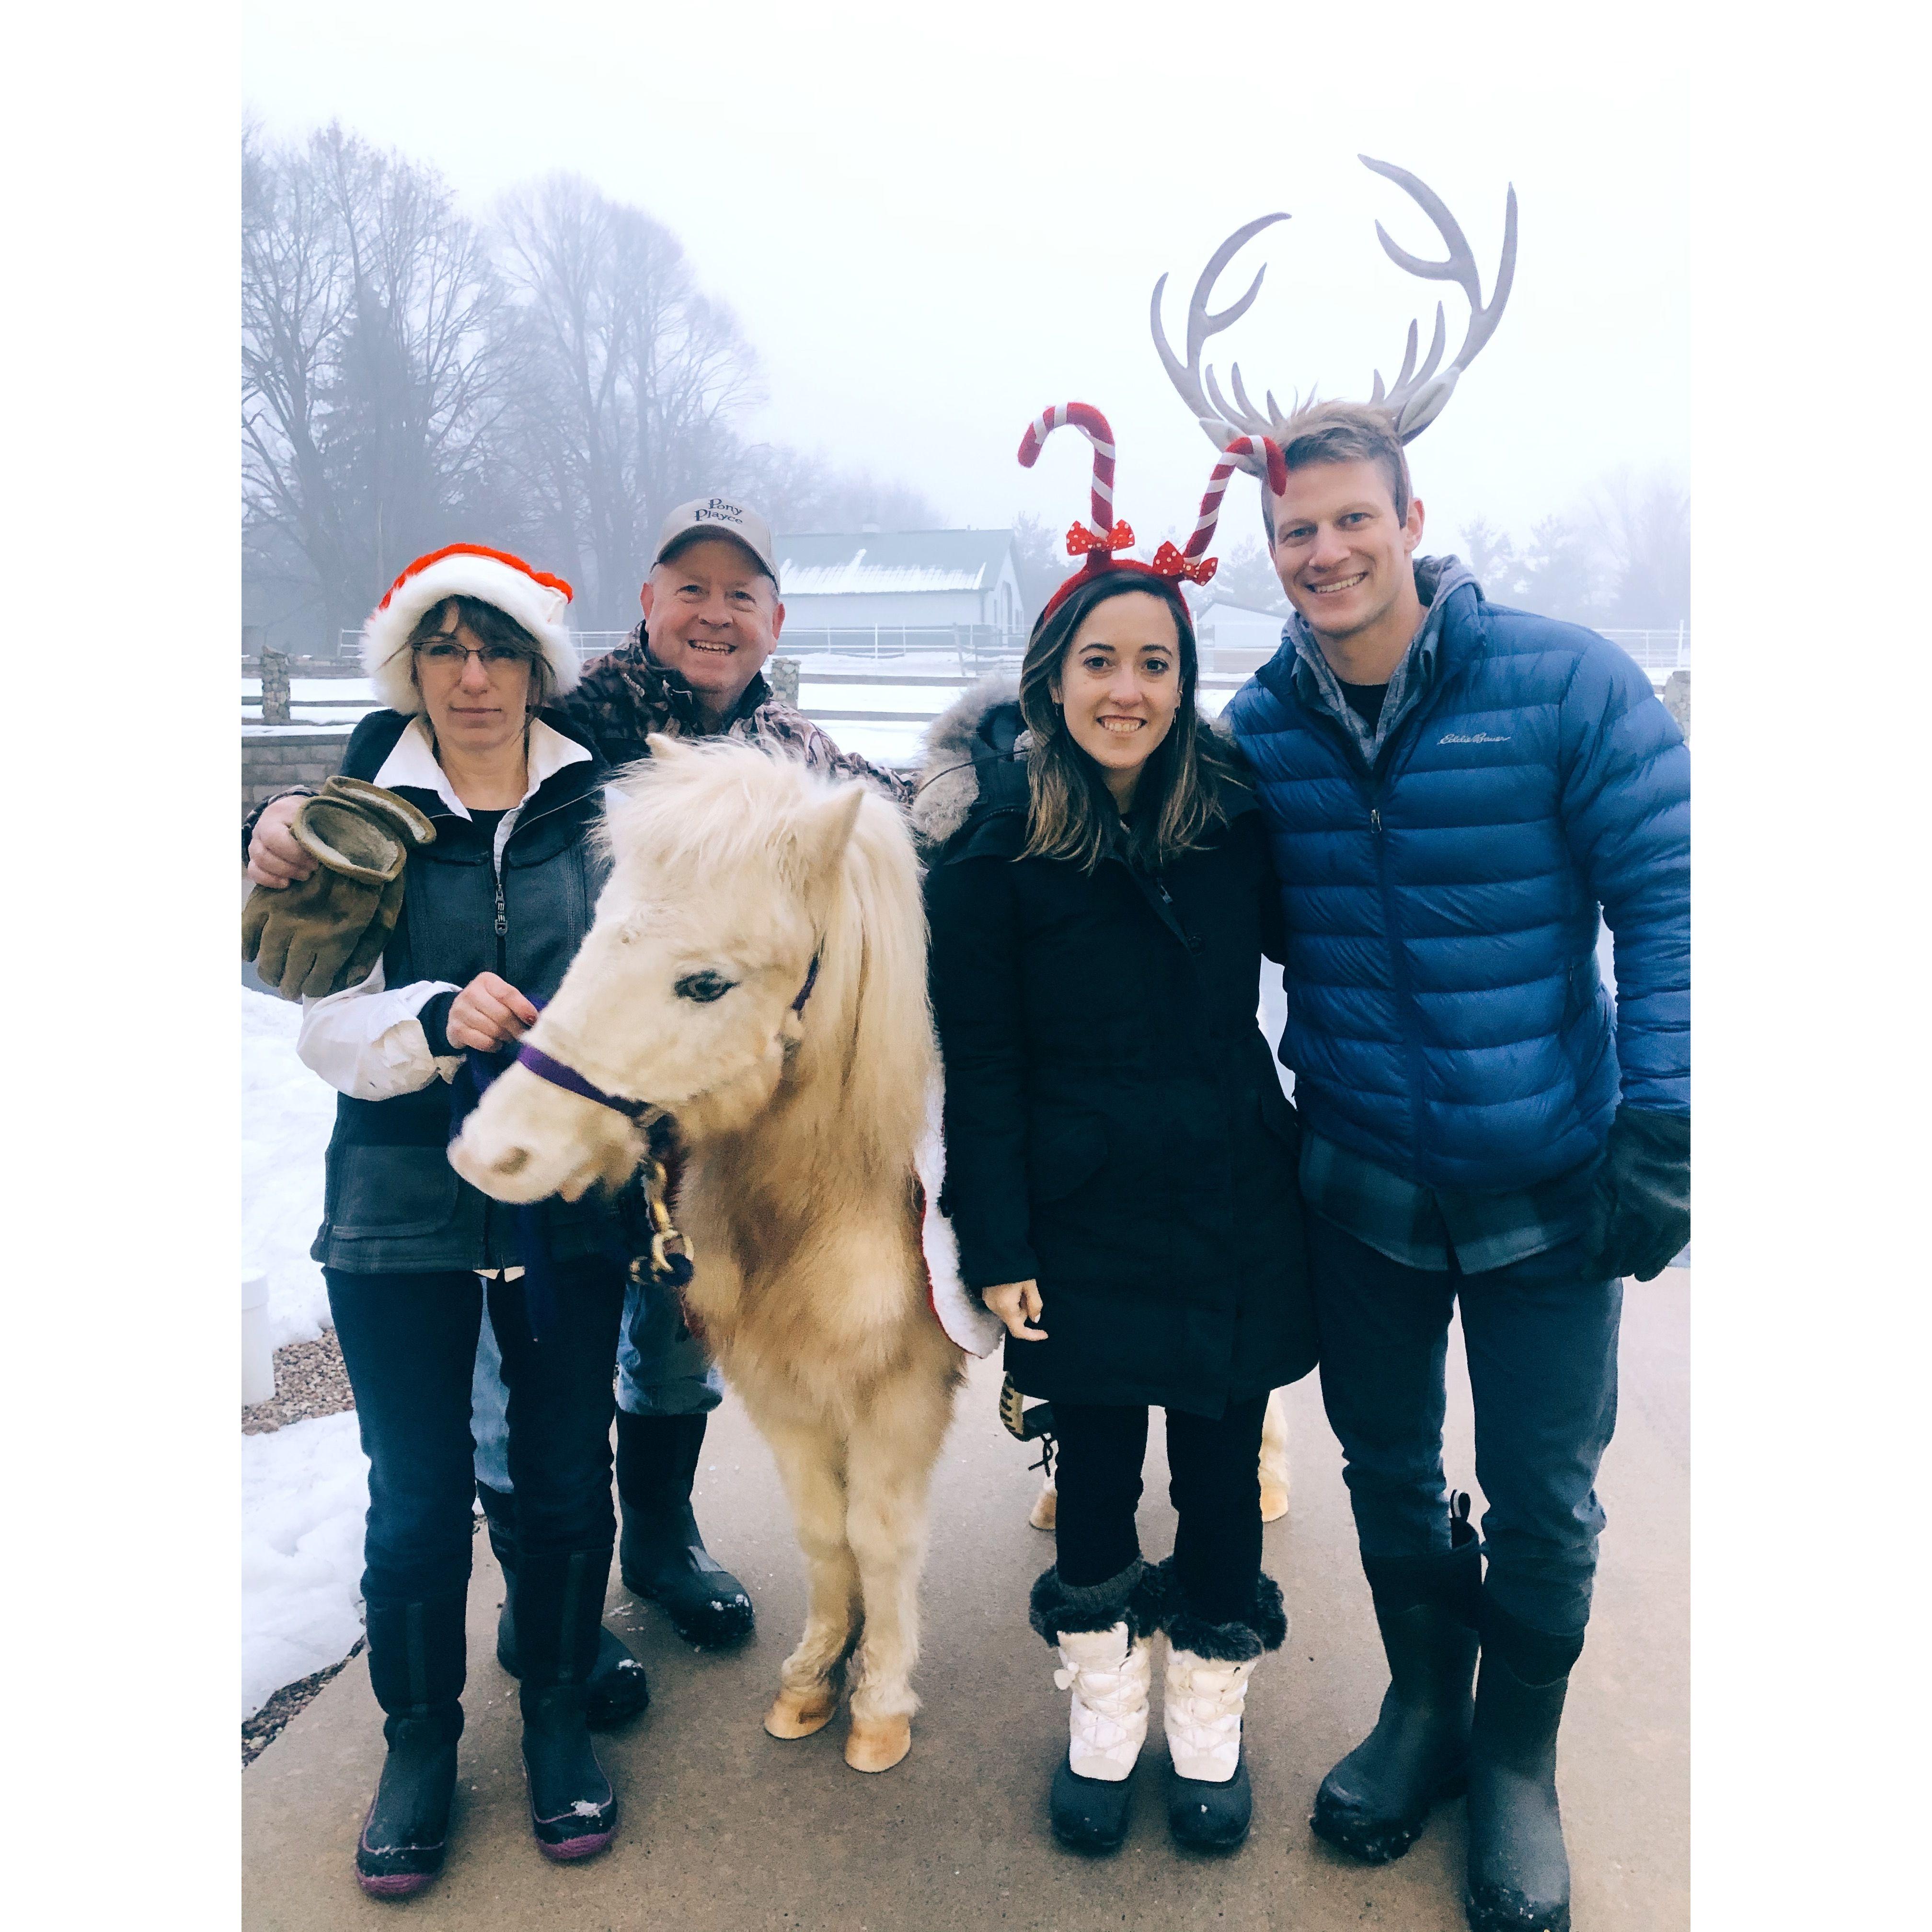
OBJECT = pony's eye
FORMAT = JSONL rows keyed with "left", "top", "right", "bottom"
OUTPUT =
{"left": 674, "top": 970, "right": 736, "bottom": 1004}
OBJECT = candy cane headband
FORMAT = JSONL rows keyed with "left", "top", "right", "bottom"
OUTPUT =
{"left": 1021, "top": 402, "right": 1285, "bottom": 623}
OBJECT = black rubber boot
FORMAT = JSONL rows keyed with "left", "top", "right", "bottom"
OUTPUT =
{"left": 478, "top": 1483, "right": 649, "bottom": 1730}
{"left": 356, "top": 1595, "right": 467, "bottom": 1898}
{"left": 1312, "top": 1494, "right": 1483, "bottom": 1863}
{"left": 515, "top": 1547, "right": 619, "bottom": 1862}
{"left": 1162, "top": 1567, "right": 1288, "bottom": 1853}
{"left": 616, "top": 1411, "right": 755, "bottom": 1648}
{"left": 1463, "top": 1594, "right": 1584, "bottom": 1932}
{"left": 1030, "top": 1561, "right": 1167, "bottom": 1854}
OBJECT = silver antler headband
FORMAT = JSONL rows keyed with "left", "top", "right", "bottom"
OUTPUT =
{"left": 1150, "top": 156, "right": 1519, "bottom": 475}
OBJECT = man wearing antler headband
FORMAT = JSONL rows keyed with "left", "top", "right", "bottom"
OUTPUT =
{"left": 1154, "top": 160, "right": 1689, "bottom": 1930}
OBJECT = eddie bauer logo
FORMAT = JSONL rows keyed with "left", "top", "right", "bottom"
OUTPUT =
{"left": 1439, "top": 731, "right": 1509, "bottom": 744}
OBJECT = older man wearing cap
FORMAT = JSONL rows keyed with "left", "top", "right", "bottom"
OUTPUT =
{"left": 554, "top": 494, "right": 912, "bottom": 791}
{"left": 245, "top": 494, "right": 914, "bottom": 1662}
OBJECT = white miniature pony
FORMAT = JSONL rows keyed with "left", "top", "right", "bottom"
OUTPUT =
{"left": 450, "top": 737, "right": 967, "bottom": 1774}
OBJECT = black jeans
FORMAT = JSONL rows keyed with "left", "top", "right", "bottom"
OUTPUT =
{"left": 1052, "top": 1396, "right": 1270, "bottom": 1626}
{"left": 327, "top": 1261, "right": 628, "bottom": 1614}
{"left": 1305, "top": 1215, "right": 1622, "bottom": 1636}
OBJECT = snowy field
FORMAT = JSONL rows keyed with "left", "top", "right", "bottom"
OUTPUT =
{"left": 241, "top": 1410, "right": 369, "bottom": 1717}
{"left": 237, "top": 656, "right": 1244, "bottom": 749}
{"left": 242, "top": 988, "right": 371, "bottom": 1718}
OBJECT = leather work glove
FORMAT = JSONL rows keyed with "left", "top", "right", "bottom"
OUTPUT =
{"left": 242, "top": 777, "right": 436, "bottom": 1000}
{"left": 1583, "top": 1105, "right": 1690, "bottom": 1283}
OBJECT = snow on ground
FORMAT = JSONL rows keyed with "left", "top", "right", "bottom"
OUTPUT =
{"left": 243, "top": 706, "right": 380, "bottom": 726}
{"left": 241, "top": 1410, "right": 369, "bottom": 1718}
{"left": 242, "top": 989, "right": 336, "bottom": 1348}
{"left": 242, "top": 988, "right": 374, "bottom": 1717}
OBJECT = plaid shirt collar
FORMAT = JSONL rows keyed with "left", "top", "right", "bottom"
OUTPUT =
{"left": 1284, "top": 554, "right": 1476, "bottom": 767}
{"left": 618, "top": 621, "right": 772, "bottom": 733}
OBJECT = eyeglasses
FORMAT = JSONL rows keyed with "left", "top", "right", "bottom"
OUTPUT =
{"left": 414, "top": 639, "right": 530, "bottom": 670}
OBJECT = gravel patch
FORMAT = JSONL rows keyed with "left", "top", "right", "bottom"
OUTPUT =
{"left": 243, "top": 1328, "right": 354, "bottom": 1436}
{"left": 243, "top": 1643, "right": 363, "bottom": 1768}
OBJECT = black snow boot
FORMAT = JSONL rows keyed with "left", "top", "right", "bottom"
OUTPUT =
{"left": 478, "top": 1482, "right": 649, "bottom": 1730}
{"left": 515, "top": 1547, "right": 620, "bottom": 1863}
{"left": 356, "top": 1595, "right": 467, "bottom": 1898}
{"left": 1463, "top": 1592, "right": 1585, "bottom": 1932}
{"left": 1162, "top": 1565, "right": 1288, "bottom": 1853}
{"left": 616, "top": 1410, "right": 755, "bottom": 1648}
{"left": 1312, "top": 1494, "right": 1483, "bottom": 1863}
{"left": 1030, "top": 1561, "right": 1167, "bottom": 1854}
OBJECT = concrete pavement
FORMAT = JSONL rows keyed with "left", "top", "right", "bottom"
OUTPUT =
{"left": 242, "top": 1272, "right": 1688, "bottom": 1931}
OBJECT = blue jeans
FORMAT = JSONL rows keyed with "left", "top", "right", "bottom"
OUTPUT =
{"left": 327, "top": 1261, "right": 627, "bottom": 1610}
{"left": 1305, "top": 1216, "right": 1622, "bottom": 1636}
{"left": 472, "top": 1275, "right": 723, "bottom": 1494}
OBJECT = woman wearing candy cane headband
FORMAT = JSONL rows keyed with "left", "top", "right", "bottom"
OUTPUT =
{"left": 920, "top": 406, "right": 1317, "bottom": 1853}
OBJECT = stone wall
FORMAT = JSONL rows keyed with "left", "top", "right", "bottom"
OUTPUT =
{"left": 1662, "top": 670, "right": 1690, "bottom": 739}
{"left": 242, "top": 729, "right": 351, "bottom": 810}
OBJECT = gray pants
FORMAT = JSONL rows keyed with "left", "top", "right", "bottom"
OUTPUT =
{"left": 472, "top": 1275, "right": 724, "bottom": 1494}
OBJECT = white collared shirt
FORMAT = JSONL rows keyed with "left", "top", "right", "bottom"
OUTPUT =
{"left": 296, "top": 718, "right": 593, "bottom": 1102}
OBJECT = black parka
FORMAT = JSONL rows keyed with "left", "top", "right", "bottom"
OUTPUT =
{"left": 925, "top": 723, "right": 1317, "bottom": 1417}
{"left": 310, "top": 707, "right": 621, "bottom": 1276}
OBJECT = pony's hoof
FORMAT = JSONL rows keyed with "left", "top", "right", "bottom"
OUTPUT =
{"left": 1260, "top": 1483, "right": 1290, "bottom": 1523}
{"left": 1029, "top": 1485, "right": 1058, "bottom": 1530}
{"left": 765, "top": 1684, "right": 838, "bottom": 1739}
{"left": 844, "top": 1714, "right": 911, "bottom": 1773}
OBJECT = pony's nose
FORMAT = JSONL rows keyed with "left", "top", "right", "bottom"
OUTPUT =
{"left": 491, "top": 1146, "right": 529, "bottom": 1176}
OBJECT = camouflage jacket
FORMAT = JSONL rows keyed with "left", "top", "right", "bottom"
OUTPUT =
{"left": 564, "top": 626, "right": 915, "bottom": 805}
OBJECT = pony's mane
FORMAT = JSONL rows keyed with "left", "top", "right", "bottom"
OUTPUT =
{"left": 600, "top": 739, "right": 934, "bottom": 1174}
{"left": 599, "top": 739, "right": 833, "bottom": 889}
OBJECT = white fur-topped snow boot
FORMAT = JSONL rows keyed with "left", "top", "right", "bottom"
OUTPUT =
{"left": 1162, "top": 1571, "right": 1289, "bottom": 1851}
{"left": 1052, "top": 1623, "right": 1154, "bottom": 1849}
{"left": 1030, "top": 1562, "right": 1164, "bottom": 1852}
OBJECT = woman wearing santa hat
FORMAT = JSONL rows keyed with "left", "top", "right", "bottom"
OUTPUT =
{"left": 917, "top": 409, "right": 1317, "bottom": 1855}
{"left": 292, "top": 545, "right": 630, "bottom": 1894}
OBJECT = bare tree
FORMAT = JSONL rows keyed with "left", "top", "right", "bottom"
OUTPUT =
{"left": 245, "top": 127, "right": 946, "bottom": 647}
{"left": 1458, "top": 515, "right": 1520, "bottom": 598}
{"left": 1007, "top": 511, "right": 1064, "bottom": 624}
{"left": 242, "top": 124, "right": 512, "bottom": 649}
{"left": 737, "top": 444, "right": 941, "bottom": 537}
{"left": 1591, "top": 470, "right": 1690, "bottom": 629}
{"left": 495, "top": 175, "right": 762, "bottom": 627}
{"left": 1516, "top": 515, "right": 1605, "bottom": 627}
{"left": 1209, "top": 540, "right": 1290, "bottom": 616}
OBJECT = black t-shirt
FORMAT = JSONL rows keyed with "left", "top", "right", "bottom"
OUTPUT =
{"left": 1338, "top": 679, "right": 1389, "bottom": 729}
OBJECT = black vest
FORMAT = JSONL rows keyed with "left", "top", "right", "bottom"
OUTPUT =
{"left": 310, "top": 710, "right": 621, "bottom": 1275}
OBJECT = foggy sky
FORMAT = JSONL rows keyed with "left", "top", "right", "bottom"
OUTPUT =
{"left": 242, "top": 0, "right": 1689, "bottom": 558}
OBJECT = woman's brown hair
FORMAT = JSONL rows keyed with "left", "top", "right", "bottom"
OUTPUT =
{"left": 1017, "top": 569, "right": 1248, "bottom": 873}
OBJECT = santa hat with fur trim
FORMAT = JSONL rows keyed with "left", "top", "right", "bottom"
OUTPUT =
{"left": 360, "top": 544, "right": 579, "bottom": 715}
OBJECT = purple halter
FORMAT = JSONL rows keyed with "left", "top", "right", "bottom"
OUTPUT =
{"left": 514, "top": 953, "right": 822, "bottom": 1119}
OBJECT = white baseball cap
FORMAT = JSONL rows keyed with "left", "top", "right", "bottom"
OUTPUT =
{"left": 653, "top": 494, "right": 778, "bottom": 582}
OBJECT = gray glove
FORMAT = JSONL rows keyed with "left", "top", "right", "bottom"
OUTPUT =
{"left": 242, "top": 778, "right": 436, "bottom": 999}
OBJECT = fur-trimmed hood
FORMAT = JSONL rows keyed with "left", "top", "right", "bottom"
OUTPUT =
{"left": 907, "top": 676, "right": 1026, "bottom": 853}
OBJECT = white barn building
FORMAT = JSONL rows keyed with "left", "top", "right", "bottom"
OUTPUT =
{"left": 775, "top": 530, "right": 1026, "bottom": 657}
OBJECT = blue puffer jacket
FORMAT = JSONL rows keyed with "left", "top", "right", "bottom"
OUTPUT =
{"left": 1226, "top": 565, "right": 1689, "bottom": 1192}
